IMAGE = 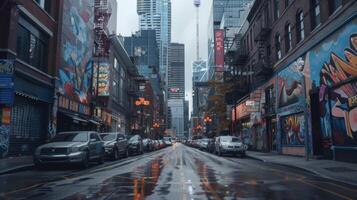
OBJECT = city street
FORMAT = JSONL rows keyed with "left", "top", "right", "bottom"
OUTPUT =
{"left": 0, "top": 143, "right": 356, "bottom": 200}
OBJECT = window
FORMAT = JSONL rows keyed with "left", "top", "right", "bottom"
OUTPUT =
{"left": 17, "top": 18, "right": 49, "bottom": 72}
{"left": 285, "top": 23, "right": 292, "bottom": 52}
{"left": 275, "top": 34, "right": 282, "bottom": 60}
{"left": 285, "top": 0, "right": 293, "bottom": 8}
{"left": 274, "top": 0, "right": 280, "bottom": 21}
{"left": 329, "top": 0, "right": 342, "bottom": 14}
{"left": 112, "top": 80, "right": 119, "bottom": 98}
{"left": 114, "top": 58, "right": 119, "bottom": 70}
{"left": 311, "top": 0, "right": 321, "bottom": 30}
{"left": 296, "top": 10, "right": 305, "bottom": 43}
{"left": 35, "top": 0, "right": 51, "bottom": 14}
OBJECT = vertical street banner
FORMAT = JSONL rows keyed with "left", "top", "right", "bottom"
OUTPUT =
{"left": 214, "top": 29, "right": 224, "bottom": 72}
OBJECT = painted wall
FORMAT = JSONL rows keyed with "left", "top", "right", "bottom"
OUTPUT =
{"left": 59, "top": 0, "right": 94, "bottom": 105}
{"left": 308, "top": 16, "right": 357, "bottom": 147}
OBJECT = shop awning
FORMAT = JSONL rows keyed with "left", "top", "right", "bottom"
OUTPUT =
{"left": 61, "top": 112, "right": 88, "bottom": 123}
{"left": 88, "top": 119, "right": 101, "bottom": 125}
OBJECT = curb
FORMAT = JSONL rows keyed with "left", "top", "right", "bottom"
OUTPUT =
{"left": 247, "top": 154, "right": 357, "bottom": 187}
{"left": 0, "top": 164, "right": 34, "bottom": 176}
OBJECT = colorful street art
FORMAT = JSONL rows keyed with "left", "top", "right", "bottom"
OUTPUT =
{"left": 308, "top": 17, "right": 357, "bottom": 146}
{"left": 281, "top": 113, "right": 305, "bottom": 146}
{"left": 93, "top": 62, "right": 110, "bottom": 96}
{"left": 59, "top": 0, "right": 94, "bottom": 105}
{"left": 277, "top": 57, "right": 305, "bottom": 108}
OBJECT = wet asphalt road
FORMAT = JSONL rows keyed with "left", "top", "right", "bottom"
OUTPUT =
{"left": 0, "top": 143, "right": 357, "bottom": 200}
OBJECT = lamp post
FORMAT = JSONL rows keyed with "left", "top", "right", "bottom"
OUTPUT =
{"left": 203, "top": 116, "right": 213, "bottom": 137}
{"left": 153, "top": 122, "right": 160, "bottom": 139}
{"left": 135, "top": 97, "right": 150, "bottom": 137}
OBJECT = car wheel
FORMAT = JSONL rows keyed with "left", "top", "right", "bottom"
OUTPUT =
{"left": 98, "top": 150, "right": 105, "bottom": 164}
{"left": 113, "top": 148, "right": 119, "bottom": 160}
{"left": 81, "top": 152, "right": 89, "bottom": 169}
{"left": 241, "top": 152, "right": 246, "bottom": 158}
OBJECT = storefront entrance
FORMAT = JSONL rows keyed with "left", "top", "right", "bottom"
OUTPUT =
{"left": 267, "top": 116, "right": 277, "bottom": 152}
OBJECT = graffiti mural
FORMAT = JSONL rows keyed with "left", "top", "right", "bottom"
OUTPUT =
{"left": 281, "top": 113, "right": 305, "bottom": 146}
{"left": 277, "top": 57, "right": 305, "bottom": 108}
{"left": 308, "top": 17, "right": 357, "bottom": 146}
{"left": 93, "top": 62, "right": 110, "bottom": 96}
{"left": 59, "top": 0, "right": 94, "bottom": 104}
{"left": 0, "top": 125, "right": 10, "bottom": 158}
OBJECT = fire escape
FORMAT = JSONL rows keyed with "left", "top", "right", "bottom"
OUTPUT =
{"left": 94, "top": 0, "right": 111, "bottom": 58}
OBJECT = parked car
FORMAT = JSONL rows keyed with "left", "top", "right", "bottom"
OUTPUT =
{"left": 127, "top": 135, "right": 144, "bottom": 155}
{"left": 163, "top": 137, "right": 172, "bottom": 146}
{"left": 34, "top": 131, "right": 105, "bottom": 168}
{"left": 207, "top": 138, "right": 215, "bottom": 153}
{"left": 215, "top": 136, "right": 247, "bottom": 157}
{"left": 158, "top": 140, "right": 165, "bottom": 148}
{"left": 142, "top": 138, "right": 153, "bottom": 152}
{"left": 153, "top": 140, "right": 160, "bottom": 150}
{"left": 199, "top": 138, "right": 210, "bottom": 151}
{"left": 100, "top": 132, "right": 128, "bottom": 160}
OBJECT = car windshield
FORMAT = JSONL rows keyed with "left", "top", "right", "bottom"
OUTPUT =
{"left": 220, "top": 137, "right": 232, "bottom": 143}
{"left": 128, "top": 135, "right": 140, "bottom": 143}
{"left": 231, "top": 137, "right": 241, "bottom": 142}
{"left": 51, "top": 132, "right": 88, "bottom": 142}
{"left": 101, "top": 134, "right": 116, "bottom": 141}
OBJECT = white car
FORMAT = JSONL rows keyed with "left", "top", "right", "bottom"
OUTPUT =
{"left": 215, "top": 136, "right": 248, "bottom": 157}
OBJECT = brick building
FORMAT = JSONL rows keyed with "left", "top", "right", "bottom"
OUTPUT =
{"left": 230, "top": 0, "right": 357, "bottom": 162}
{"left": 0, "top": 0, "right": 62, "bottom": 157}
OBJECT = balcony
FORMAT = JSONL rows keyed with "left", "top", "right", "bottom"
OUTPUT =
{"left": 236, "top": 49, "right": 248, "bottom": 65}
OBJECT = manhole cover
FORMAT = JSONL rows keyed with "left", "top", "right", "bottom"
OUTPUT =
{"left": 324, "top": 167, "right": 356, "bottom": 172}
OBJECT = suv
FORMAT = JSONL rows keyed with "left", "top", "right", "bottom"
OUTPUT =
{"left": 34, "top": 131, "right": 105, "bottom": 168}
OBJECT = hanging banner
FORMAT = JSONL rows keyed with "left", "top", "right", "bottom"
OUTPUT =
{"left": 214, "top": 29, "right": 224, "bottom": 72}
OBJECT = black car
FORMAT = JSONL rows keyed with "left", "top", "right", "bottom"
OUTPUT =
{"left": 100, "top": 132, "right": 128, "bottom": 160}
{"left": 127, "top": 135, "right": 144, "bottom": 155}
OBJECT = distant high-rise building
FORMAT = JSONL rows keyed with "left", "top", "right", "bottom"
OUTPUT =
{"left": 168, "top": 43, "right": 185, "bottom": 99}
{"left": 123, "top": 30, "right": 160, "bottom": 78}
{"left": 192, "top": 60, "right": 207, "bottom": 83}
{"left": 137, "top": 0, "right": 171, "bottom": 85}
{"left": 168, "top": 99, "right": 185, "bottom": 138}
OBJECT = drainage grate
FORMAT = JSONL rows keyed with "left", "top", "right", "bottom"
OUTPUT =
{"left": 324, "top": 167, "right": 357, "bottom": 172}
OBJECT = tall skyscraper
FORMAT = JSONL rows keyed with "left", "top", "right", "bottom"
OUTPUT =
{"left": 167, "top": 43, "right": 185, "bottom": 138}
{"left": 137, "top": 0, "right": 171, "bottom": 85}
{"left": 168, "top": 43, "right": 185, "bottom": 99}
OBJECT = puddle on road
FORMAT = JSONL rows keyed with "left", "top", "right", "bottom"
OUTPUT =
{"left": 63, "top": 156, "right": 164, "bottom": 200}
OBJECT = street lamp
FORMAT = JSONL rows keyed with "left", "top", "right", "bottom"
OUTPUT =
{"left": 203, "top": 116, "right": 213, "bottom": 136}
{"left": 135, "top": 97, "right": 150, "bottom": 137}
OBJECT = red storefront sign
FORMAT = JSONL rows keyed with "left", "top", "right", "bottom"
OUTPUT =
{"left": 214, "top": 29, "right": 224, "bottom": 72}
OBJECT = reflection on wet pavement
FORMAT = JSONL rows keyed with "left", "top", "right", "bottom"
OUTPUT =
{"left": 64, "top": 157, "right": 164, "bottom": 200}
{"left": 2, "top": 143, "right": 357, "bottom": 200}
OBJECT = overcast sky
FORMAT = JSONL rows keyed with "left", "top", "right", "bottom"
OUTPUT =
{"left": 116, "top": 0, "right": 213, "bottom": 113}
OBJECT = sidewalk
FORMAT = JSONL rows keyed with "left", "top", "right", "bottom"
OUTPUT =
{"left": 247, "top": 151, "right": 357, "bottom": 186}
{"left": 0, "top": 156, "right": 34, "bottom": 175}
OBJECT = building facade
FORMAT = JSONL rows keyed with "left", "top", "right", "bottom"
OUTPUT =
{"left": 168, "top": 43, "right": 185, "bottom": 99}
{"left": 137, "top": 0, "right": 171, "bottom": 85}
{"left": 0, "top": 0, "right": 61, "bottom": 157}
{"left": 229, "top": 0, "right": 357, "bottom": 163}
